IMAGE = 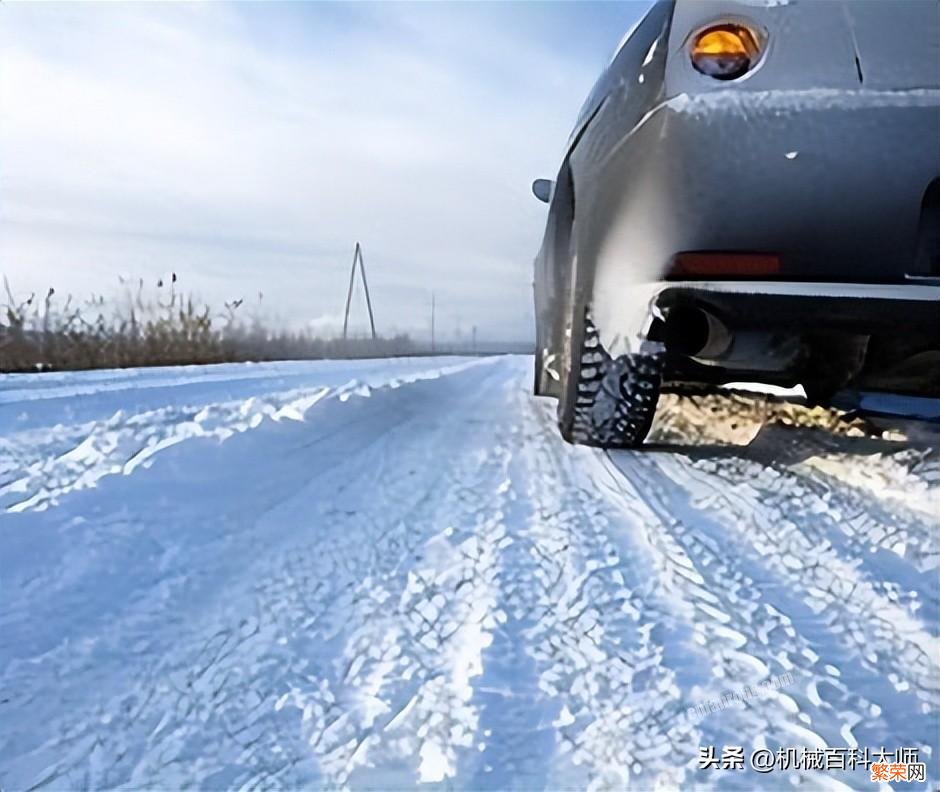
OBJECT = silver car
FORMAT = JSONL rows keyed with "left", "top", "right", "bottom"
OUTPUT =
{"left": 532, "top": 0, "right": 940, "bottom": 447}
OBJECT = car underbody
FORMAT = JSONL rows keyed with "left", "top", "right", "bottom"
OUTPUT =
{"left": 651, "top": 281, "right": 940, "bottom": 400}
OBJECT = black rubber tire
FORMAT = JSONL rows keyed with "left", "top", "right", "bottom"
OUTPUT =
{"left": 557, "top": 308, "right": 664, "bottom": 449}
{"left": 802, "top": 381, "right": 839, "bottom": 407}
{"left": 802, "top": 334, "right": 869, "bottom": 406}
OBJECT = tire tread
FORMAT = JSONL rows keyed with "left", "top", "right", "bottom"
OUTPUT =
{"left": 561, "top": 309, "right": 663, "bottom": 448}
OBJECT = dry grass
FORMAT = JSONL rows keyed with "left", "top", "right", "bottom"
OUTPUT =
{"left": 0, "top": 275, "right": 414, "bottom": 373}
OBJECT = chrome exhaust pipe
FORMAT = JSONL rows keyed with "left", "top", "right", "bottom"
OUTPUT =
{"left": 663, "top": 306, "right": 731, "bottom": 358}
{"left": 664, "top": 306, "right": 799, "bottom": 371}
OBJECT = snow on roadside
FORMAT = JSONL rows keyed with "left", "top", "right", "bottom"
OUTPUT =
{"left": 0, "top": 358, "right": 494, "bottom": 513}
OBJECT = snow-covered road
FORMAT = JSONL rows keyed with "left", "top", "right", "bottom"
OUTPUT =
{"left": 1, "top": 356, "right": 937, "bottom": 790}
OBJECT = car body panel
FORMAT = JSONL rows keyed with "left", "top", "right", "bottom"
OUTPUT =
{"left": 586, "top": 87, "right": 940, "bottom": 357}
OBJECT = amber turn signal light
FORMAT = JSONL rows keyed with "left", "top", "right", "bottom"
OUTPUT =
{"left": 690, "top": 24, "right": 762, "bottom": 80}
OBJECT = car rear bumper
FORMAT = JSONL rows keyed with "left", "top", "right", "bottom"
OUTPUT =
{"left": 670, "top": 87, "right": 937, "bottom": 273}
{"left": 582, "top": 88, "right": 940, "bottom": 355}
{"left": 594, "top": 276, "right": 940, "bottom": 360}
{"left": 599, "top": 87, "right": 939, "bottom": 277}
{"left": 653, "top": 280, "right": 940, "bottom": 335}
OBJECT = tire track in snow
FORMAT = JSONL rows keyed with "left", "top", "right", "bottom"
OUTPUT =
{"left": 606, "top": 447, "right": 939, "bottom": 786}
{"left": 798, "top": 442, "right": 940, "bottom": 522}
{"left": 648, "top": 448, "right": 940, "bottom": 714}
{"left": 224, "top": 365, "right": 515, "bottom": 789}
{"left": 457, "top": 400, "right": 556, "bottom": 792}
{"left": 284, "top": 441, "right": 513, "bottom": 787}
{"left": 511, "top": 397, "right": 697, "bottom": 790}
{"left": 597, "top": 447, "right": 895, "bottom": 789}
{"left": 0, "top": 360, "right": 512, "bottom": 791}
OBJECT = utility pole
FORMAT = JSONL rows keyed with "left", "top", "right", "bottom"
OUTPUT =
{"left": 472, "top": 325, "right": 477, "bottom": 354}
{"left": 430, "top": 292, "right": 436, "bottom": 354}
{"left": 342, "top": 242, "right": 377, "bottom": 341}
{"left": 358, "top": 245, "right": 377, "bottom": 341}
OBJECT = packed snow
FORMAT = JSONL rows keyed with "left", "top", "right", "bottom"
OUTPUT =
{"left": 0, "top": 356, "right": 937, "bottom": 790}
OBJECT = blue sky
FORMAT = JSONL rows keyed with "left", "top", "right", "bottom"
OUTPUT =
{"left": 0, "top": 1, "right": 651, "bottom": 342}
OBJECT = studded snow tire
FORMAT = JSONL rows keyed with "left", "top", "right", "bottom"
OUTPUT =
{"left": 558, "top": 309, "right": 664, "bottom": 449}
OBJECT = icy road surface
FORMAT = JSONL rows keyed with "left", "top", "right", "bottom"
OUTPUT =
{"left": 1, "top": 355, "right": 938, "bottom": 790}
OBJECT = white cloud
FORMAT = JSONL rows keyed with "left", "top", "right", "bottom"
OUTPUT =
{"left": 0, "top": 2, "right": 647, "bottom": 342}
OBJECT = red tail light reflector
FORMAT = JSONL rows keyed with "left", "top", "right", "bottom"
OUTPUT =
{"left": 669, "top": 252, "right": 781, "bottom": 278}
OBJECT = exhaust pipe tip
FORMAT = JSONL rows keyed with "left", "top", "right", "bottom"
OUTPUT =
{"left": 664, "top": 306, "right": 732, "bottom": 359}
